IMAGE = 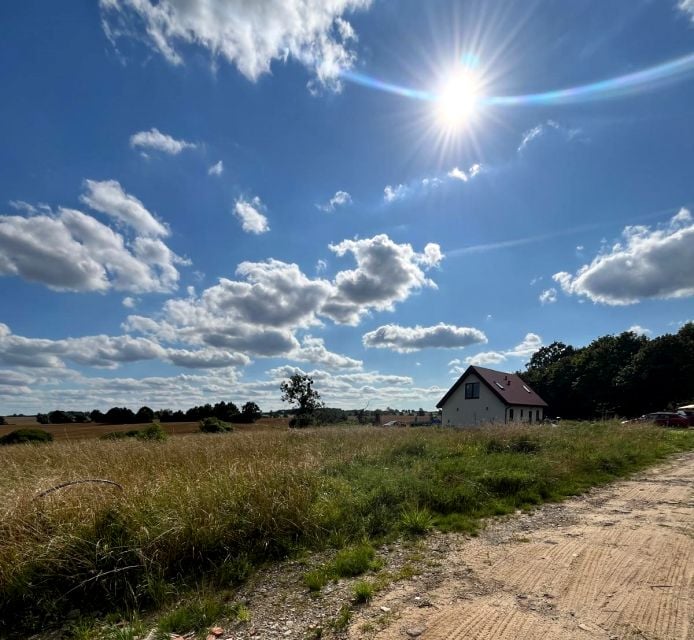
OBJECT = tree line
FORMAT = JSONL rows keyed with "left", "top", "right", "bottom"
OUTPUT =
{"left": 521, "top": 322, "right": 694, "bottom": 419}
{"left": 37, "top": 400, "right": 262, "bottom": 425}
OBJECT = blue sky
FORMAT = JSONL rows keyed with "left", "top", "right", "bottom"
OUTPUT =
{"left": 1, "top": 0, "right": 694, "bottom": 413}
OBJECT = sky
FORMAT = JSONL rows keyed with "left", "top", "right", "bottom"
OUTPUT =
{"left": 1, "top": 0, "right": 694, "bottom": 414}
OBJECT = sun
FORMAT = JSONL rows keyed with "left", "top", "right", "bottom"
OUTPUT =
{"left": 436, "top": 69, "right": 481, "bottom": 130}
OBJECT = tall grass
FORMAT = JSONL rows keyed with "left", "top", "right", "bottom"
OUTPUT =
{"left": 0, "top": 422, "right": 691, "bottom": 634}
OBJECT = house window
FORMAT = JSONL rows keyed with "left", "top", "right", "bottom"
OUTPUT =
{"left": 464, "top": 382, "right": 480, "bottom": 399}
{"left": 520, "top": 409, "right": 524, "bottom": 418}
{"left": 536, "top": 410, "right": 540, "bottom": 421}
{"left": 509, "top": 408, "right": 514, "bottom": 421}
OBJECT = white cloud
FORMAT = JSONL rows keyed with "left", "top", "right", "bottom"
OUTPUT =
{"left": 317, "top": 190, "right": 352, "bottom": 212}
{"left": 80, "top": 179, "right": 169, "bottom": 237}
{"left": 518, "top": 120, "right": 581, "bottom": 153}
{"left": 363, "top": 323, "right": 487, "bottom": 353}
{"left": 0, "top": 206, "right": 186, "bottom": 293}
{"left": 315, "top": 259, "right": 328, "bottom": 274}
{"left": 234, "top": 196, "right": 270, "bottom": 234}
{"left": 129, "top": 128, "right": 196, "bottom": 155}
{"left": 553, "top": 209, "right": 694, "bottom": 305}
{"left": 539, "top": 287, "right": 557, "bottom": 305}
{"left": 123, "top": 234, "right": 442, "bottom": 361}
{"left": 290, "top": 335, "right": 362, "bottom": 369}
{"left": 447, "top": 167, "right": 468, "bottom": 182}
{"left": 0, "top": 323, "right": 249, "bottom": 372}
{"left": 324, "top": 235, "right": 444, "bottom": 324}
{"left": 165, "top": 347, "right": 250, "bottom": 368}
{"left": 384, "top": 183, "right": 408, "bottom": 202}
{"left": 100, "top": 0, "right": 371, "bottom": 92}
{"left": 208, "top": 160, "right": 224, "bottom": 176}
{"left": 628, "top": 325, "right": 652, "bottom": 336}
{"left": 122, "top": 296, "right": 137, "bottom": 308}
{"left": 461, "top": 333, "right": 544, "bottom": 369}
{"left": 679, "top": 0, "right": 694, "bottom": 21}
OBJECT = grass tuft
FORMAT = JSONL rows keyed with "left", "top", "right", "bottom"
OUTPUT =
{"left": 352, "top": 580, "right": 375, "bottom": 603}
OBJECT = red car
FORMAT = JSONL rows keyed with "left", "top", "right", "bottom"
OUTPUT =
{"left": 646, "top": 412, "right": 689, "bottom": 427}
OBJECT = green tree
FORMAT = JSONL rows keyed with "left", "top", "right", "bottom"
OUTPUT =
{"left": 241, "top": 402, "right": 262, "bottom": 421}
{"left": 280, "top": 374, "right": 323, "bottom": 427}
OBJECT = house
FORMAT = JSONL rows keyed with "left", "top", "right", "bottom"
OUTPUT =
{"left": 436, "top": 365, "right": 548, "bottom": 427}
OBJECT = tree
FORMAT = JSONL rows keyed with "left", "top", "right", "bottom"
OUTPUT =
{"left": 241, "top": 402, "right": 262, "bottom": 421}
{"left": 280, "top": 374, "right": 323, "bottom": 427}
{"left": 135, "top": 406, "right": 155, "bottom": 423}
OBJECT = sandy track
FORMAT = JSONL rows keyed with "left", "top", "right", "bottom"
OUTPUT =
{"left": 348, "top": 453, "right": 693, "bottom": 640}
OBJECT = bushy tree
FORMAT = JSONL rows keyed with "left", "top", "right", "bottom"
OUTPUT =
{"left": 280, "top": 374, "right": 323, "bottom": 427}
{"left": 135, "top": 406, "right": 155, "bottom": 423}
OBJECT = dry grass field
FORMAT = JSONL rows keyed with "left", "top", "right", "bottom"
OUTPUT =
{"left": 0, "top": 421, "right": 692, "bottom": 637}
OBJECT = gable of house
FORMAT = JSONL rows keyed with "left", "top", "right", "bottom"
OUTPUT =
{"left": 437, "top": 365, "right": 547, "bottom": 409}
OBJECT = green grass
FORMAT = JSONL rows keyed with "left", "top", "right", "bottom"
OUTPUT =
{"left": 1, "top": 421, "right": 692, "bottom": 635}
{"left": 352, "top": 580, "right": 375, "bottom": 603}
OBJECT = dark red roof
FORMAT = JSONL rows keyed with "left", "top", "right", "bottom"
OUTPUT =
{"left": 436, "top": 365, "right": 547, "bottom": 409}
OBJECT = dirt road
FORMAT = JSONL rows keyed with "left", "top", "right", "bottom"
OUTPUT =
{"left": 348, "top": 452, "right": 693, "bottom": 640}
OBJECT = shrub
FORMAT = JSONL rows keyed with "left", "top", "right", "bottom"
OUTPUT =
{"left": 289, "top": 414, "right": 314, "bottom": 428}
{"left": 136, "top": 423, "right": 167, "bottom": 441}
{"left": 199, "top": 417, "right": 233, "bottom": 433}
{"left": 0, "top": 429, "right": 53, "bottom": 445}
{"left": 100, "top": 430, "right": 140, "bottom": 440}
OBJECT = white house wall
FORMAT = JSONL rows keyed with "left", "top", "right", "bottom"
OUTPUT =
{"left": 442, "top": 373, "right": 505, "bottom": 426}
{"left": 441, "top": 373, "right": 544, "bottom": 427}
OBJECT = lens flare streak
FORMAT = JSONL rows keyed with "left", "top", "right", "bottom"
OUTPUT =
{"left": 341, "top": 52, "right": 694, "bottom": 107}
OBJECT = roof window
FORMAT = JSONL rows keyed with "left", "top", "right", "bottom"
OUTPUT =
{"left": 522, "top": 384, "right": 532, "bottom": 393}
{"left": 495, "top": 382, "right": 505, "bottom": 390}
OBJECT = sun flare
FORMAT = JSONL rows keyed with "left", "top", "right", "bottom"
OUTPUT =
{"left": 436, "top": 69, "right": 481, "bottom": 129}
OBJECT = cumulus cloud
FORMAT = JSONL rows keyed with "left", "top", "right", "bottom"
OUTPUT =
{"left": 129, "top": 128, "right": 196, "bottom": 155}
{"left": 324, "top": 235, "right": 444, "bottom": 324}
{"left": 553, "top": 209, "right": 694, "bottom": 305}
{"left": 80, "top": 179, "right": 169, "bottom": 237}
{"left": 384, "top": 183, "right": 408, "bottom": 203}
{"left": 317, "top": 190, "right": 352, "bottom": 212}
{"left": 124, "top": 234, "right": 443, "bottom": 359}
{"left": 208, "top": 160, "right": 224, "bottom": 176}
{"left": 539, "top": 288, "right": 557, "bottom": 305}
{"left": 100, "top": 0, "right": 371, "bottom": 91}
{"left": 234, "top": 196, "right": 270, "bottom": 234}
{"left": 363, "top": 323, "right": 487, "bottom": 353}
{"left": 0, "top": 323, "right": 249, "bottom": 371}
{"left": 0, "top": 206, "right": 186, "bottom": 293}
{"left": 290, "top": 335, "right": 362, "bottom": 369}
{"left": 518, "top": 120, "right": 581, "bottom": 153}
{"left": 458, "top": 333, "right": 544, "bottom": 370}
{"left": 628, "top": 325, "right": 652, "bottom": 336}
{"left": 122, "top": 296, "right": 137, "bottom": 308}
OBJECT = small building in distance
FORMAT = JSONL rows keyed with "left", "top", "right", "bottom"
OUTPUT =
{"left": 436, "top": 365, "right": 547, "bottom": 427}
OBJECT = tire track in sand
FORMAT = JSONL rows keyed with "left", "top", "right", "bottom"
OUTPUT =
{"left": 347, "top": 452, "right": 693, "bottom": 640}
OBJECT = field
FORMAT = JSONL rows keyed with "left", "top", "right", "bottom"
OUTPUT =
{"left": 0, "top": 416, "right": 290, "bottom": 440}
{"left": 1, "top": 421, "right": 692, "bottom": 637}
